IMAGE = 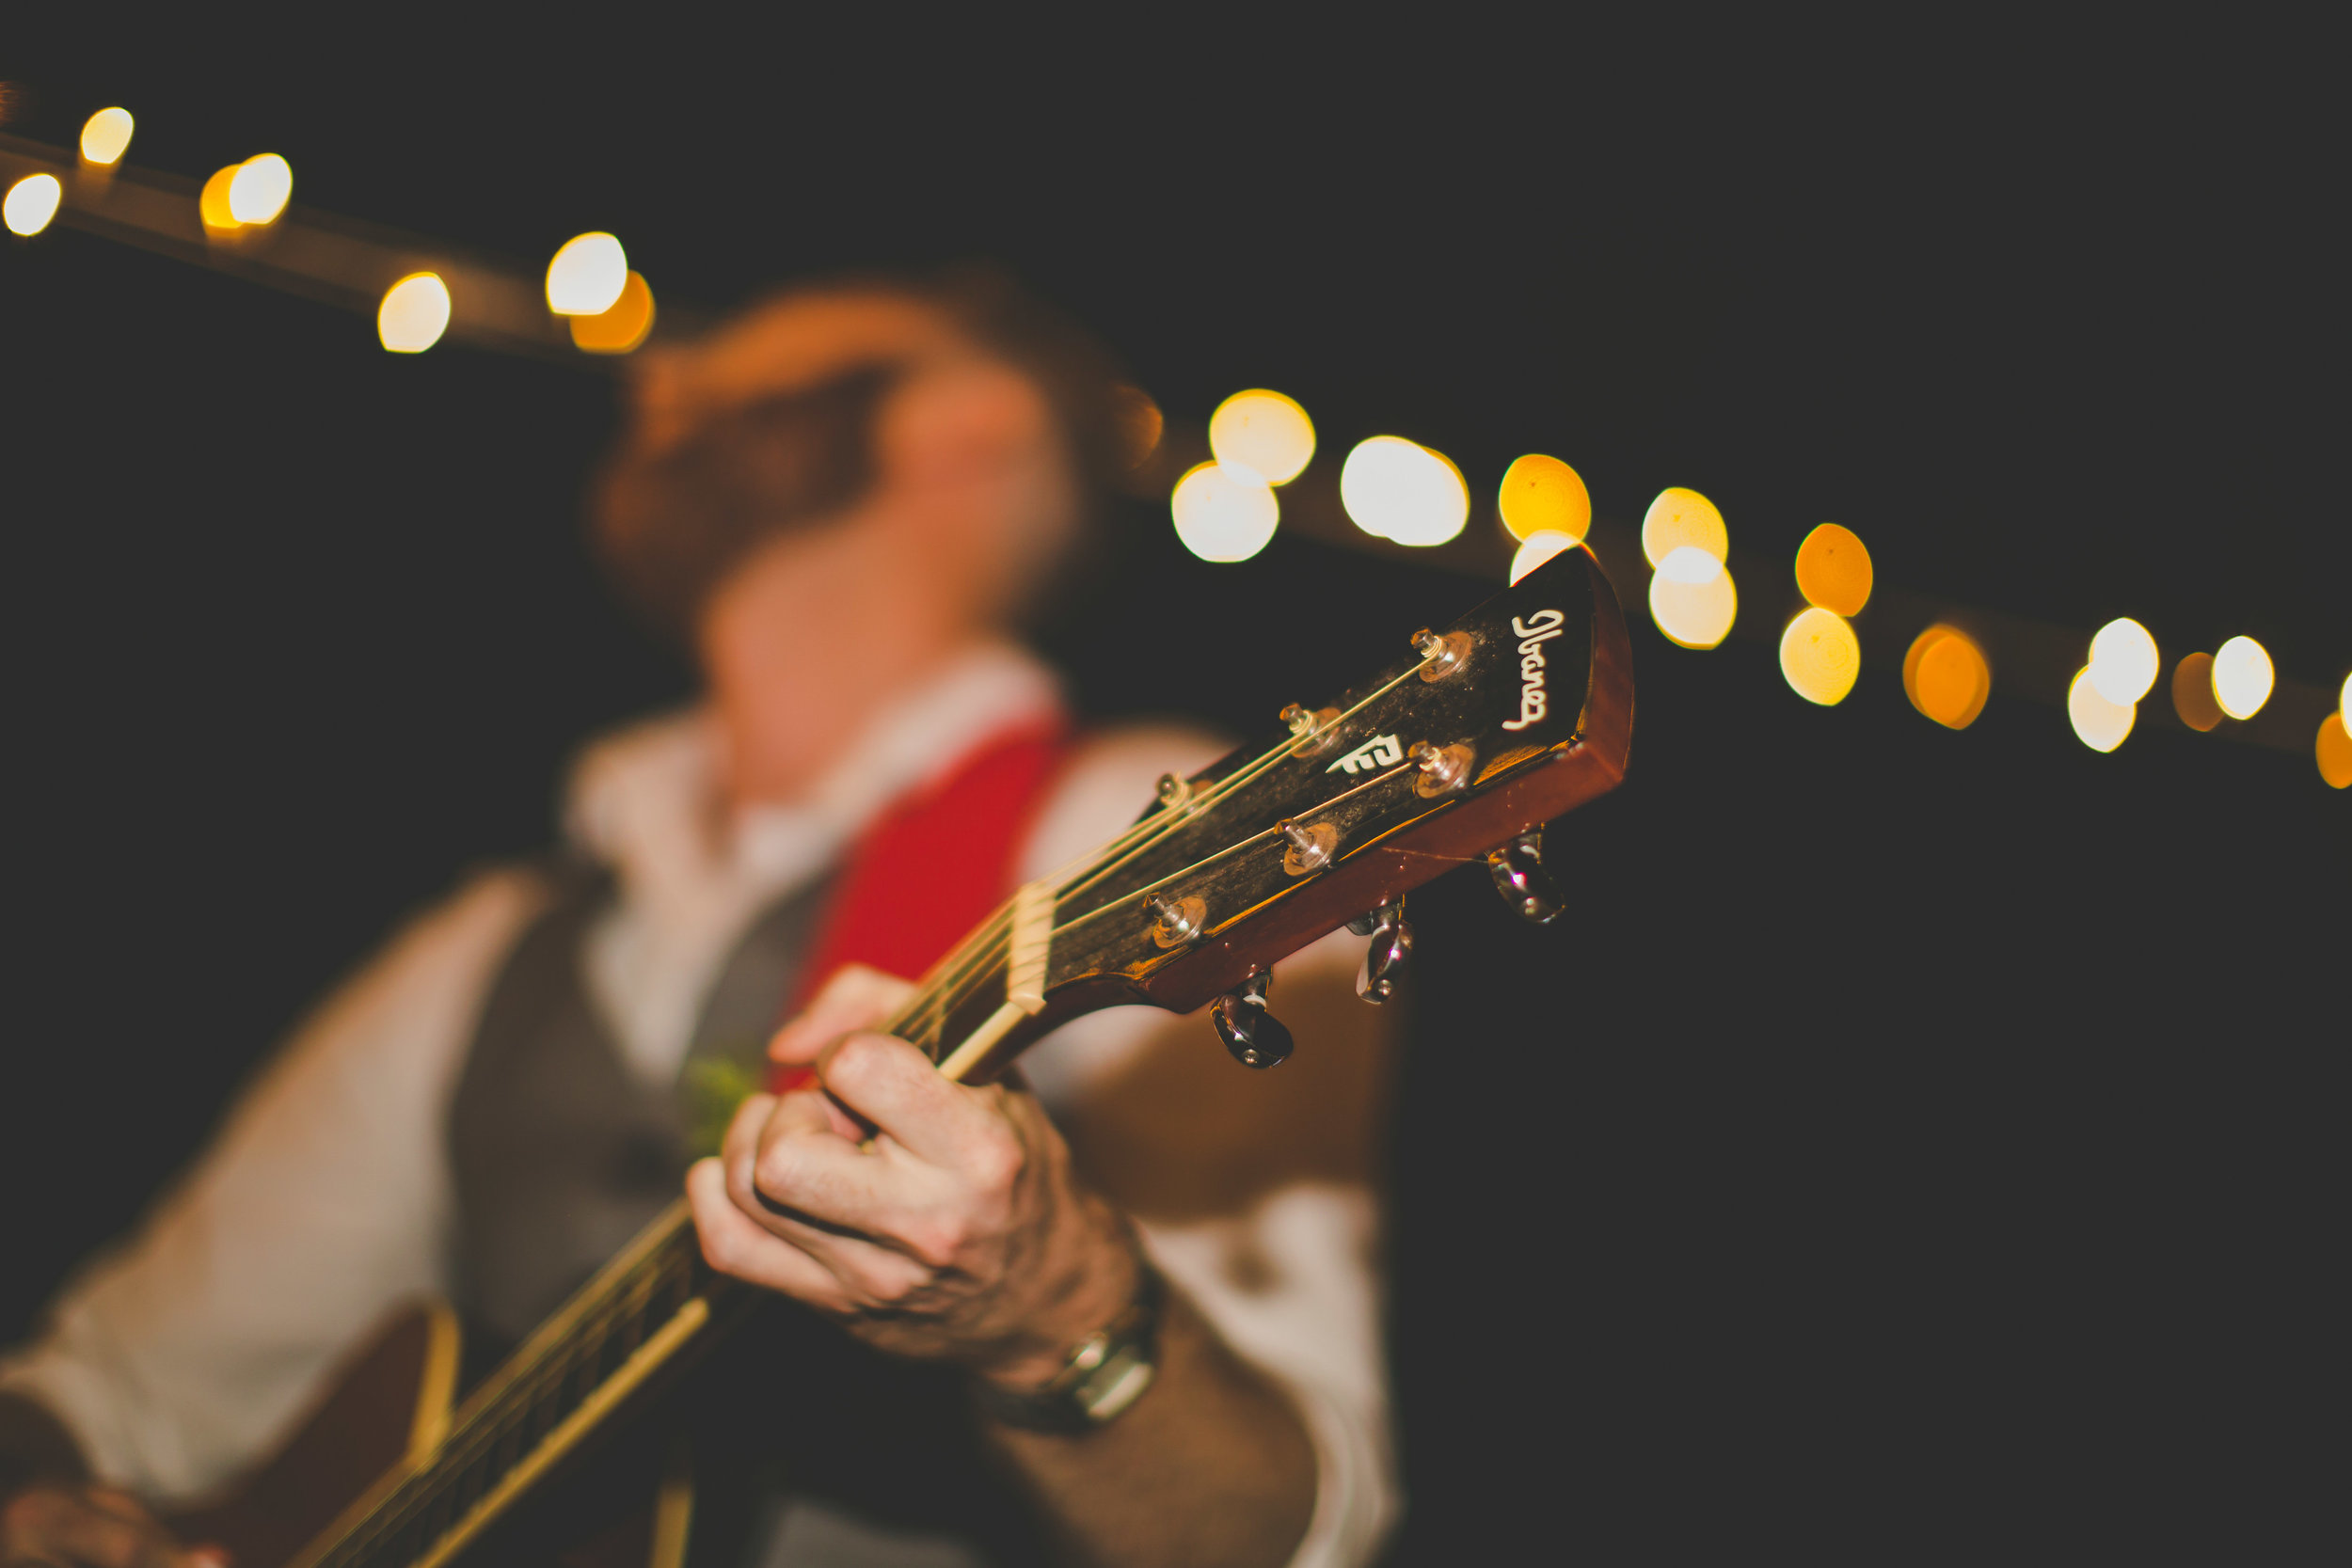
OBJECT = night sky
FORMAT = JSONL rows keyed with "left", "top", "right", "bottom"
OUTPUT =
{"left": 4, "top": 27, "right": 2344, "bottom": 1560}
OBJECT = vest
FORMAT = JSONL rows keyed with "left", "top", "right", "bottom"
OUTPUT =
{"left": 446, "top": 724, "right": 1068, "bottom": 1563}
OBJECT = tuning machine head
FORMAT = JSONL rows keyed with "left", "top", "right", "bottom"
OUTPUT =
{"left": 1354, "top": 898, "right": 1413, "bottom": 1004}
{"left": 1213, "top": 971, "right": 1293, "bottom": 1069}
{"left": 1487, "top": 828, "right": 1563, "bottom": 925}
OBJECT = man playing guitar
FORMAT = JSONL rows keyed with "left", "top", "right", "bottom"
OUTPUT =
{"left": 1, "top": 277, "right": 1397, "bottom": 1566}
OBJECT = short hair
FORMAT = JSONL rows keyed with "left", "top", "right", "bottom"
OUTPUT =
{"left": 589, "top": 267, "right": 1149, "bottom": 639}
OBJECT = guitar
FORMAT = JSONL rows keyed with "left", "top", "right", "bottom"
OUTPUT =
{"left": 165, "top": 541, "right": 1634, "bottom": 1566}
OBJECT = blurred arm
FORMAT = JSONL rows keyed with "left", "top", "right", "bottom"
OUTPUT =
{"left": 0, "top": 869, "right": 542, "bottom": 1502}
{"left": 1007, "top": 733, "right": 1403, "bottom": 1567}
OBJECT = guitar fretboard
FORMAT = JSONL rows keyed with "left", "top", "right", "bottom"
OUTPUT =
{"left": 297, "top": 942, "right": 1018, "bottom": 1568}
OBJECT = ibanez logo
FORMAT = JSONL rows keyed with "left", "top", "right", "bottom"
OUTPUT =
{"left": 1327, "top": 734, "right": 1406, "bottom": 775}
{"left": 1502, "top": 609, "right": 1566, "bottom": 732}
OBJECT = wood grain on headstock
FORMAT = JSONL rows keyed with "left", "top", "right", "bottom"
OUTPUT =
{"left": 938, "top": 543, "right": 1634, "bottom": 1083}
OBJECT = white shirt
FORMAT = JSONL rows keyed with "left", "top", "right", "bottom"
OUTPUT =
{"left": 0, "top": 642, "right": 1397, "bottom": 1567}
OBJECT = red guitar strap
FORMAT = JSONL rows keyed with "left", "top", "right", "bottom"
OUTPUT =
{"left": 770, "top": 718, "right": 1071, "bottom": 1092}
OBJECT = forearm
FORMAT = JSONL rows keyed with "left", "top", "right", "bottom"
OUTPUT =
{"left": 984, "top": 1289, "right": 1317, "bottom": 1568}
{"left": 0, "top": 1390, "right": 89, "bottom": 1498}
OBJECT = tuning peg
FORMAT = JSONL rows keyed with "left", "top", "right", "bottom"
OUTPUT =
{"left": 1212, "top": 971, "right": 1293, "bottom": 1069}
{"left": 1356, "top": 903, "right": 1413, "bottom": 1004}
{"left": 1486, "top": 829, "right": 1563, "bottom": 925}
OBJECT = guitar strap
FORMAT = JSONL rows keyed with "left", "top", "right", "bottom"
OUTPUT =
{"left": 771, "top": 718, "right": 1071, "bottom": 1092}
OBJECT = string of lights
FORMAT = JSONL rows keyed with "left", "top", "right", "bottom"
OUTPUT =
{"left": 6, "top": 111, "right": 2345, "bottom": 789}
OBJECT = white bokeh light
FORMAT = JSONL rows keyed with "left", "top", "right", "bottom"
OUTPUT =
{"left": 378, "top": 273, "right": 453, "bottom": 354}
{"left": 2211, "top": 636, "right": 2274, "bottom": 719}
{"left": 546, "top": 232, "right": 629, "bottom": 316}
{"left": 2087, "top": 618, "right": 2160, "bottom": 705}
{"left": 1170, "top": 461, "right": 1279, "bottom": 562}
{"left": 1339, "top": 437, "right": 1468, "bottom": 546}
{"left": 1648, "top": 546, "right": 1738, "bottom": 648}
{"left": 2067, "top": 667, "right": 2136, "bottom": 752}
{"left": 1509, "top": 530, "right": 1580, "bottom": 585}
{"left": 227, "top": 154, "right": 293, "bottom": 224}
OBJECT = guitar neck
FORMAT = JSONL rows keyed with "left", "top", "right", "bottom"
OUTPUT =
{"left": 294, "top": 947, "right": 1004, "bottom": 1568}
{"left": 294, "top": 542, "right": 1633, "bottom": 1567}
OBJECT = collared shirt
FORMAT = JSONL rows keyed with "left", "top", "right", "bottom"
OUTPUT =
{"left": 0, "top": 642, "right": 1397, "bottom": 1567}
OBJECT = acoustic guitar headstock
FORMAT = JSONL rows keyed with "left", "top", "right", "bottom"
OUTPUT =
{"left": 925, "top": 543, "right": 1634, "bottom": 1081}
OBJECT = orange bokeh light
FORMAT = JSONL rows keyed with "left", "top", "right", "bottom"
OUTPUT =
{"left": 1902, "top": 626, "right": 1991, "bottom": 730}
{"left": 2171, "top": 653, "right": 2222, "bottom": 732}
{"left": 1794, "top": 523, "right": 1873, "bottom": 617}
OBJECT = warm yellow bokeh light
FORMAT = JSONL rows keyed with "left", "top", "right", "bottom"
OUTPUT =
{"left": 3, "top": 174, "right": 62, "bottom": 237}
{"left": 1497, "top": 454, "right": 1591, "bottom": 543}
{"left": 570, "top": 270, "right": 656, "bottom": 354}
{"left": 547, "top": 232, "right": 628, "bottom": 316}
{"left": 2171, "top": 654, "right": 2222, "bottom": 732}
{"left": 378, "top": 273, "right": 453, "bottom": 354}
{"left": 2212, "top": 635, "right": 2273, "bottom": 720}
{"left": 2067, "top": 667, "right": 2136, "bottom": 752}
{"left": 1508, "top": 530, "right": 1580, "bottom": 585}
{"left": 1208, "top": 389, "right": 1315, "bottom": 485}
{"left": 2086, "top": 618, "right": 2159, "bottom": 705}
{"left": 1648, "top": 546, "right": 1737, "bottom": 649}
{"left": 1780, "top": 607, "right": 1861, "bottom": 705}
{"left": 80, "top": 107, "right": 135, "bottom": 166}
{"left": 1339, "top": 436, "right": 1468, "bottom": 546}
{"left": 1170, "top": 461, "right": 1279, "bottom": 562}
{"left": 227, "top": 154, "right": 293, "bottom": 225}
{"left": 199, "top": 165, "right": 241, "bottom": 232}
{"left": 1793, "top": 523, "right": 1872, "bottom": 616}
{"left": 1641, "top": 486, "right": 1727, "bottom": 568}
{"left": 2316, "top": 713, "right": 2352, "bottom": 789}
{"left": 1903, "top": 625, "right": 1990, "bottom": 729}
{"left": 2340, "top": 672, "right": 2349, "bottom": 724}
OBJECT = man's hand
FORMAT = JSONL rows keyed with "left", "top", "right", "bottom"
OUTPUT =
{"left": 1, "top": 1483, "right": 224, "bottom": 1568}
{"left": 685, "top": 966, "right": 1138, "bottom": 1389}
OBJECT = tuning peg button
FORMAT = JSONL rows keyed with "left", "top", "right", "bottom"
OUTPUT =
{"left": 1487, "top": 829, "right": 1563, "bottom": 925}
{"left": 1357, "top": 911, "right": 1414, "bottom": 1004}
{"left": 1213, "top": 972, "right": 1293, "bottom": 1069}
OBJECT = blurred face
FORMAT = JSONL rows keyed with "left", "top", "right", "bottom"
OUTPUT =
{"left": 618, "top": 290, "right": 1079, "bottom": 644}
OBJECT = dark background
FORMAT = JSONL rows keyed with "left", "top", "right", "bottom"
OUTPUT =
{"left": 4, "top": 25, "right": 2344, "bottom": 1560}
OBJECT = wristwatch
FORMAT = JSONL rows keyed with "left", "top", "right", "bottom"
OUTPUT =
{"left": 974, "top": 1258, "right": 1166, "bottom": 1434}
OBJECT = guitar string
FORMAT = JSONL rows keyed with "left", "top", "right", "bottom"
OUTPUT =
{"left": 330, "top": 657, "right": 1448, "bottom": 1560}
{"left": 878, "top": 661, "right": 1431, "bottom": 1049}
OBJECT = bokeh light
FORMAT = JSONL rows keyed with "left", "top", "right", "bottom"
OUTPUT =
{"left": 1641, "top": 486, "right": 1727, "bottom": 567}
{"left": 1903, "top": 625, "right": 1991, "bottom": 729}
{"left": 227, "top": 154, "right": 293, "bottom": 225}
{"left": 1509, "top": 530, "right": 1580, "bottom": 585}
{"left": 2067, "top": 667, "right": 2136, "bottom": 752}
{"left": 1780, "top": 608, "right": 1861, "bottom": 705}
{"left": 1648, "top": 546, "right": 1737, "bottom": 648}
{"left": 1109, "top": 384, "right": 1163, "bottom": 471}
{"left": 79, "top": 107, "right": 135, "bottom": 166}
{"left": 3, "top": 174, "right": 61, "bottom": 237}
{"left": 2211, "top": 635, "right": 2273, "bottom": 719}
{"left": 2340, "top": 672, "right": 2349, "bottom": 723}
{"left": 199, "top": 165, "right": 241, "bottom": 233}
{"left": 2171, "top": 653, "right": 2222, "bottom": 731}
{"left": 378, "top": 273, "right": 452, "bottom": 354}
{"left": 569, "top": 270, "right": 656, "bottom": 354}
{"left": 1208, "top": 389, "right": 1315, "bottom": 485}
{"left": 1170, "top": 461, "right": 1279, "bottom": 562}
{"left": 1793, "top": 523, "right": 1872, "bottom": 617}
{"left": 547, "top": 232, "right": 628, "bottom": 316}
{"left": 1497, "top": 454, "right": 1590, "bottom": 543}
{"left": 2086, "top": 618, "right": 2159, "bottom": 705}
{"left": 1340, "top": 436, "right": 1469, "bottom": 546}
{"left": 2316, "top": 713, "right": 2352, "bottom": 789}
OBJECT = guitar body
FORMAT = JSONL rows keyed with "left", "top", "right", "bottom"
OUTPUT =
{"left": 165, "top": 1304, "right": 693, "bottom": 1568}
